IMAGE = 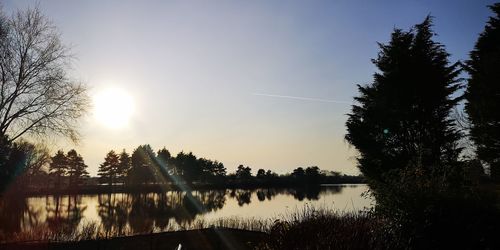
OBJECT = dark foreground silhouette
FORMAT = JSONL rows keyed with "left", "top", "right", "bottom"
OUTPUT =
{"left": 0, "top": 228, "right": 265, "bottom": 250}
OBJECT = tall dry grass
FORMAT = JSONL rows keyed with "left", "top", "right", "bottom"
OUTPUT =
{"left": 257, "top": 206, "right": 387, "bottom": 250}
{"left": 0, "top": 217, "right": 272, "bottom": 244}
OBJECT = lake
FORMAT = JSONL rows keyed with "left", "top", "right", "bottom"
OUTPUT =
{"left": 0, "top": 184, "right": 371, "bottom": 238}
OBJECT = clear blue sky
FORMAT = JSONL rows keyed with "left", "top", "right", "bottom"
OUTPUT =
{"left": 2, "top": 0, "right": 498, "bottom": 176}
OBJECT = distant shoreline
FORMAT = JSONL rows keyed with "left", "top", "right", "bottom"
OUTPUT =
{"left": 3, "top": 181, "right": 366, "bottom": 197}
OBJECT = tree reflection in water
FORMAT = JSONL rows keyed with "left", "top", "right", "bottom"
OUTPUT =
{"left": 95, "top": 190, "right": 228, "bottom": 234}
{"left": 46, "top": 195, "right": 87, "bottom": 234}
{"left": 0, "top": 192, "right": 31, "bottom": 235}
{"left": 0, "top": 186, "right": 352, "bottom": 238}
{"left": 230, "top": 190, "right": 252, "bottom": 206}
{"left": 98, "top": 193, "right": 130, "bottom": 235}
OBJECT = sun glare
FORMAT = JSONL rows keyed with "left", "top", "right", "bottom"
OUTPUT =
{"left": 93, "top": 87, "right": 135, "bottom": 129}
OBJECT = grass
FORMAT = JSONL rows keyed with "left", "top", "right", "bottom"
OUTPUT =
{"left": 1, "top": 206, "right": 385, "bottom": 250}
{"left": 256, "top": 207, "right": 386, "bottom": 250}
{"left": 0, "top": 217, "right": 272, "bottom": 244}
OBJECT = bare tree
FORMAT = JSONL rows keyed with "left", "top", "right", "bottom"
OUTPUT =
{"left": 0, "top": 7, "right": 89, "bottom": 143}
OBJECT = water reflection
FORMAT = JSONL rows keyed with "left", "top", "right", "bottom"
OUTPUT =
{"left": 46, "top": 196, "right": 87, "bottom": 234}
{"left": 0, "top": 185, "right": 370, "bottom": 239}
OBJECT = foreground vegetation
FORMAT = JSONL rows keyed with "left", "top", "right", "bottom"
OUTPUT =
{"left": 0, "top": 208, "right": 389, "bottom": 249}
{"left": 0, "top": 227, "right": 266, "bottom": 250}
{"left": 6, "top": 205, "right": 498, "bottom": 249}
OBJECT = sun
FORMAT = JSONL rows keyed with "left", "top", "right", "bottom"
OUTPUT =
{"left": 93, "top": 87, "right": 135, "bottom": 129}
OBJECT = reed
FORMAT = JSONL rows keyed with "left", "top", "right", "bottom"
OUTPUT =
{"left": 257, "top": 206, "right": 387, "bottom": 250}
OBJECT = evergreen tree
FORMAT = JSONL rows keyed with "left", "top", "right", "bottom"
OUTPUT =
{"left": 66, "top": 149, "right": 89, "bottom": 187}
{"left": 175, "top": 151, "right": 200, "bottom": 183}
{"left": 157, "top": 148, "right": 171, "bottom": 161}
{"left": 465, "top": 3, "right": 500, "bottom": 182}
{"left": 49, "top": 150, "right": 68, "bottom": 190}
{"left": 345, "top": 16, "right": 463, "bottom": 223}
{"left": 128, "top": 145, "right": 156, "bottom": 184}
{"left": 99, "top": 150, "right": 120, "bottom": 186}
{"left": 117, "top": 150, "right": 131, "bottom": 182}
{"left": 157, "top": 147, "right": 172, "bottom": 181}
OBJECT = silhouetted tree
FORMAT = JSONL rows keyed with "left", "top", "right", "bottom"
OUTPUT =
{"left": 157, "top": 148, "right": 171, "bottom": 160}
{"left": 15, "top": 141, "right": 50, "bottom": 188}
{"left": 235, "top": 165, "right": 252, "bottom": 179}
{"left": 292, "top": 167, "right": 305, "bottom": 179}
{"left": 198, "top": 158, "right": 226, "bottom": 183}
{"left": 346, "top": 16, "right": 462, "bottom": 188}
{"left": 256, "top": 169, "right": 266, "bottom": 178}
{"left": 98, "top": 150, "right": 119, "bottom": 186}
{"left": 117, "top": 150, "right": 131, "bottom": 183}
{"left": 156, "top": 147, "right": 172, "bottom": 181}
{"left": 131, "top": 145, "right": 156, "bottom": 169}
{"left": 66, "top": 149, "right": 88, "bottom": 187}
{"left": 49, "top": 150, "right": 68, "bottom": 190}
{"left": 175, "top": 151, "right": 200, "bottom": 183}
{"left": 265, "top": 170, "right": 278, "bottom": 178}
{"left": 0, "top": 7, "right": 89, "bottom": 143}
{"left": 211, "top": 160, "right": 227, "bottom": 177}
{"left": 465, "top": 3, "right": 500, "bottom": 182}
{"left": 305, "top": 166, "right": 320, "bottom": 183}
{"left": 128, "top": 145, "right": 156, "bottom": 184}
{"left": 345, "top": 17, "right": 464, "bottom": 243}
{"left": 0, "top": 138, "right": 50, "bottom": 191}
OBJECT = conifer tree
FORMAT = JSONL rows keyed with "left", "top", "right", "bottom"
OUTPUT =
{"left": 157, "top": 147, "right": 172, "bottom": 181}
{"left": 66, "top": 149, "right": 89, "bottom": 187}
{"left": 345, "top": 17, "right": 462, "bottom": 210}
{"left": 128, "top": 145, "right": 156, "bottom": 184}
{"left": 117, "top": 150, "right": 131, "bottom": 182}
{"left": 99, "top": 150, "right": 120, "bottom": 186}
{"left": 465, "top": 3, "right": 500, "bottom": 182}
{"left": 49, "top": 150, "right": 68, "bottom": 190}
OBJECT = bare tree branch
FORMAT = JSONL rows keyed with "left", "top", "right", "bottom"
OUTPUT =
{"left": 0, "top": 7, "right": 89, "bottom": 143}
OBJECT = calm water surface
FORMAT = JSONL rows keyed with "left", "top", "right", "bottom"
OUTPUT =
{"left": 0, "top": 184, "right": 371, "bottom": 237}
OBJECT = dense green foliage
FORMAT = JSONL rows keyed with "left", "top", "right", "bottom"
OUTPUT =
{"left": 465, "top": 3, "right": 500, "bottom": 182}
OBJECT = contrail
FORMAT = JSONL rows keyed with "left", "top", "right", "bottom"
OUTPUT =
{"left": 252, "top": 93, "right": 351, "bottom": 104}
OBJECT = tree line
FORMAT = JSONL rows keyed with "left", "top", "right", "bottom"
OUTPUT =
{"left": 96, "top": 145, "right": 228, "bottom": 186}
{"left": 38, "top": 144, "right": 360, "bottom": 192}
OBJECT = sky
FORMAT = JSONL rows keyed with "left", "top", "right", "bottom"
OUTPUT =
{"left": 2, "top": 0, "right": 498, "bottom": 176}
